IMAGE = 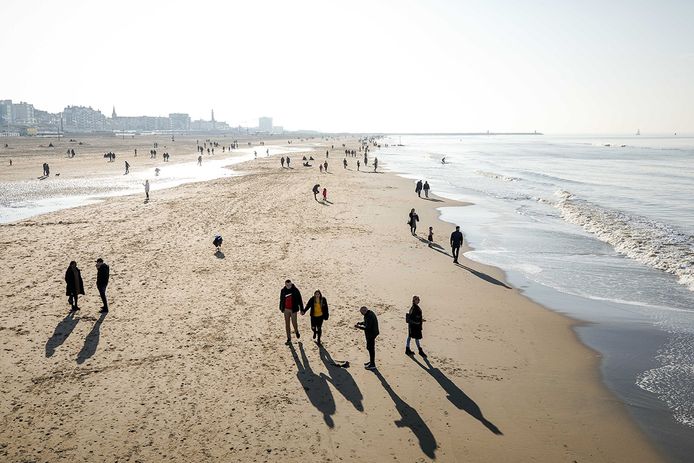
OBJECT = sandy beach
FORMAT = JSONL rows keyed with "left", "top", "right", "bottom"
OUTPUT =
{"left": 0, "top": 136, "right": 665, "bottom": 462}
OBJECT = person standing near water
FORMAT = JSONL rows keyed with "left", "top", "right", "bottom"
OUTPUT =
{"left": 303, "top": 290, "right": 329, "bottom": 346}
{"left": 64, "top": 261, "right": 84, "bottom": 312}
{"left": 415, "top": 180, "right": 423, "bottom": 197}
{"left": 423, "top": 181, "right": 430, "bottom": 198}
{"left": 95, "top": 258, "right": 109, "bottom": 313}
{"left": 373, "top": 157, "right": 378, "bottom": 172}
{"left": 405, "top": 296, "right": 427, "bottom": 357}
{"left": 279, "top": 279, "right": 303, "bottom": 345}
{"left": 408, "top": 208, "right": 419, "bottom": 235}
{"left": 281, "top": 156, "right": 285, "bottom": 168}
{"left": 197, "top": 155, "right": 202, "bottom": 166}
{"left": 450, "top": 226, "right": 464, "bottom": 264}
{"left": 143, "top": 179, "right": 150, "bottom": 200}
{"left": 124, "top": 161, "right": 130, "bottom": 175}
{"left": 355, "top": 306, "right": 379, "bottom": 370}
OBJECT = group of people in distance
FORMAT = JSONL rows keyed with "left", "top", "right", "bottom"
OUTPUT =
{"left": 64, "top": 259, "right": 110, "bottom": 314}
{"left": 279, "top": 279, "right": 427, "bottom": 371}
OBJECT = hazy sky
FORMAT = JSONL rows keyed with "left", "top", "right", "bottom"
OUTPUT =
{"left": 2, "top": 0, "right": 693, "bottom": 133}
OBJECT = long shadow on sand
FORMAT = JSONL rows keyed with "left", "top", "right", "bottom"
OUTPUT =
{"left": 422, "top": 197, "right": 444, "bottom": 202}
{"left": 45, "top": 311, "right": 80, "bottom": 357}
{"left": 374, "top": 369, "right": 438, "bottom": 459}
{"left": 410, "top": 356, "right": 503, "bottom": 435}
{"left": 77, "top": 312, "right": 107, "bottom": 364}
{"left": 319, "top": 345, "right": 364, "bottom": 411}
{"left": 290, "top": 342, "right": 336, "bottom": 428}
{"left": 455, "top": 263, "right": 511, "bottom": 289}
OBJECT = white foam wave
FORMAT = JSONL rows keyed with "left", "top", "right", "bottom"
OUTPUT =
{"left": 555, "top": 190, "right": 694, "bottom": 291}
{"left": 475, "top": 170, "right": 521, "bottom": 182}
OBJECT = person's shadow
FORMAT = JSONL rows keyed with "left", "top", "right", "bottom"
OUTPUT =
{"left": 455, "top": 263, "right": 511, "bottom": 289}
{"left": 411, "top": 356, "right": 503, "bottom": 435}
{"left": 290, "top": 343, "right": 336, "bottom": 428}
{"left": 77, "top": 312, "right": 107, "bottom": 364}
{"left": 45, "top": 311, "right": 80, "bottom": 357}
{"left": 374, "top": 370, "right": 438, "bottom": 459}
{"left": 214, "top": 250, "right": 225, "bottom": 259}
{"left": 319, "top": 345, "right": 364, "bottom": 411}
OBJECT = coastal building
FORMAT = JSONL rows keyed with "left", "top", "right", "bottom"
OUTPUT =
{"left": 12, "top": 101, "right": 36, "bottom": 125}
{"left": 259, "top": 116, "right": 272, "bottom": 132}
{"left": 169, "top": 113, "right": 191, "bottom": 131}
{"left": 0, "top": 100, "right": 13, "bottom": 126}
{"left": 62, "top": 105, "right": 107, "bottom": 132}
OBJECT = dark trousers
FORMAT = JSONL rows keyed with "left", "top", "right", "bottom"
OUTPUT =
{"left": 366, "top": 337, "right": 376, "bottom": 365}
{"left": 452, "top": 246, "right": 460, "bottom": 262}
{"left": 311, "top": 316, "right": 324, "bottom": 341}
{"left": 68, "top": 292, "right": 79, "bottom": 309}
{"left": 97, "top": 285, "right": 108, "bottom": 309}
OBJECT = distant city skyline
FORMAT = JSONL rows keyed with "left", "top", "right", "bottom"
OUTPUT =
{"left": 1, "top": 0, "right": 693, "bottom": 134}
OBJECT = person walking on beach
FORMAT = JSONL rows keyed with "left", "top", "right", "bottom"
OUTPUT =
{"left": 124, "top": 160, "right": 130, "bottom": 175}
{"left": 95, "top": 258, "right": 109, "bottom": 313}
{"left": 303, "top": 290, "right": 329, "bottom": 345}
{"left": 281, "top": 156, "right": 285, "bottom": 168}
{"left": 322, "top": 187, "right": 328, "bottom": 202}
{"left": 343, "top": 158, "right": 347, "bottom": 169}
{"left": 357, "top": 160, "right": 360, "bottom": 171}
{"left": 319, "top": 164, "right": 323, "bottom": 173}
{"left": 323, "top": 160, "right": 328, "bottom": 172}
{"left": 423, "top": 181, "right": 431, "bottom": 198}
{"left": 405, "top": 296, "right": 427, "bottom": 357}
{"left": 408, "top": 208, "right": 419, "bottom": 235}
{"left": 312, "top": 184, "right": 320, "bottom": 201}
{"left": 143, "top": 179, "right": 150, "bottom": 200}
{"left": 355, "top": 306, "right": 379, "bottom": 370}
{"left": 286, "top": 156, "right": 291, "bottom": 168}
{"left": 279, "top": 279, "right": 303, "bottom": 345}
{"left": 65, "top": 261, "right": 84, "bottom": 312}
{"left": 450, "top": 226, "right": 464, "bottom": 264}
{"left": 373, "top": 157, "right": 378, "bottom": 172}
{"left": 197, "top": 155, "right": 202, "bottom": 166}
{"left": 427, "top": 226, "right": 434, "bottom": 247}
{"left": 415, "top": 180, "right": 423, "bottom": 197}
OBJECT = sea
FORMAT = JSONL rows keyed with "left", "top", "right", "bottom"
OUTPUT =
{"left": 377, "top": 134, "right": 693, "bottom": 462}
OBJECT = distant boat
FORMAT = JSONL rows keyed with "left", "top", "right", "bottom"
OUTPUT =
{"left": 636, "top": 129, "right": 641, "bottom": 136}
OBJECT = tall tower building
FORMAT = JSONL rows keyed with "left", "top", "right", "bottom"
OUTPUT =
{"left": 211, "top": 109, "right": 215, "bottom": 130}
{"left": 112, "top": 106, "right": 117, "bottom": 118}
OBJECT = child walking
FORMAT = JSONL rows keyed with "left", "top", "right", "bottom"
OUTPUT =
{"left": 427, "top": 227, "right": 434, "bottom": 247}
{"left": 322, "top": 187, "right": 328, "bottom": 202}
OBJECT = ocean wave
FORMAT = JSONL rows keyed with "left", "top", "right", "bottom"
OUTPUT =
{"left": 554, "top": 190, "right": 694, "bottom": 291}
{"left": 474, "top": 170, "right": 521, "bottom": 182}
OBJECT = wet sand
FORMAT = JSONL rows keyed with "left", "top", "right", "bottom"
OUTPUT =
{"left": 0, "top": 136, "right": 665, "bottom": 462}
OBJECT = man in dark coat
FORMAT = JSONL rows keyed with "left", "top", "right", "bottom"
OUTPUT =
{"left": 450, "top": 226, "right": 464, "bottom": 264}
{"left": 279, "top": 279, "right": 303, "bottom": 345}
{"left": 356, "top": 306, "right": 379, "bottom": 370}
{"left": 65, "top": 261, "right": 85, "bottom": 312}
{"left": 415, "top": 180, "right": 423, "bottom": 197}
{"left": 95, "top": 258, "right": 109, "bottom": 313}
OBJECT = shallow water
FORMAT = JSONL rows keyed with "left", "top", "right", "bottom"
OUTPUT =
{"left": 0, "top": 146, "right": 306, "bottom": 223}
{"left": 377, "top": 134, "right": 694, "bottom": 461}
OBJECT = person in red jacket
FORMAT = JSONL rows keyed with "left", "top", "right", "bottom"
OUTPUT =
{"left": 279, "top": 280, "right": 303, "bottom": 345}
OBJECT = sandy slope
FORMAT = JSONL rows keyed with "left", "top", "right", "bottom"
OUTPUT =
{"left": 0, "top": 137, "right": 663, "bottom": 462}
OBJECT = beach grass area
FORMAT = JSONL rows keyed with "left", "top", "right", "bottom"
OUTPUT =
{"left": 0, "top": 136, "right": 664, "bottom": 462}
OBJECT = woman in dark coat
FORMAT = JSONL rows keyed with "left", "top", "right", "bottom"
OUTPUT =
{"left": 405, "top": 295, "right": 426, "bottom": 357}
{"left": 65, "top": 261, "right": 85, "bottom": 312}
{"left": 303, "top": 290, "right": 329, "bottom": 346}
{"left": 408, "top": 208, "right": 419, "bottom": 236}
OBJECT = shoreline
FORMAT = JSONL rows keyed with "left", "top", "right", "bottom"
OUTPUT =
{"left": 386, "top": 164, "right": 690, "bottom": 462}
{"left": 0, "top": 136, "right": 665, "bottom": 461}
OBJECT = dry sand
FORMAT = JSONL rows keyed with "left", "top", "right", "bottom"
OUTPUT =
{"left": 0, "top": 136, "right": 665, "bottom": 462}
